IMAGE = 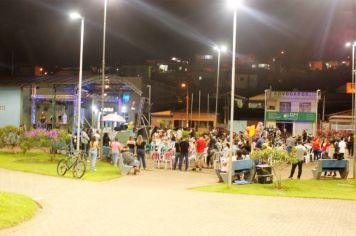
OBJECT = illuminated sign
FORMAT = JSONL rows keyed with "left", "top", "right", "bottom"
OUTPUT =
{"left": 266, "top": 112, "right": 316, "bottom": 121}
{"left": 346, "top": 83, "right": 355, "bottom": 94}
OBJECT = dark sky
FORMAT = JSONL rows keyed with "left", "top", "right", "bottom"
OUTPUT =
{"left": 0, "top": 0, "right": 355, "bottom": 67}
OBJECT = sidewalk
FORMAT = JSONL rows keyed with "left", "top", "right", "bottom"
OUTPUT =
{"left": 1, "top": 165, "right": 356, "bottom": 236}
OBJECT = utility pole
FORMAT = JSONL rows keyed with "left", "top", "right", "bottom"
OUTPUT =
{"left": 207, "top": 93, "right": 210, "bottom": 129}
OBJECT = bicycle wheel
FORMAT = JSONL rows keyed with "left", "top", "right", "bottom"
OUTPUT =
{"left": 57, "top": 159, "right": 68, "bottom": 176}
{"left": 73, "top": 160, "right": 86, "bottom": 179}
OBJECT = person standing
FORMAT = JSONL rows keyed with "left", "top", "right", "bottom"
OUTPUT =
{"left": 136, "top": 135, "right": 146, "bottom": 170}
{"left": 302, "top": 130, "right": 307, "bottom": 143}
{"left": 39, "top": 111, "right": 47, "bottom": 129}
{"left": 195, "top": 136, "right": 207, "bottom": 171}
{"left": 347, "top": 135, "right": 354, "bottom": 158}
{"left": 127, "top": 136, "right": 136, "bottom": 154}
{"left": 81, "top": 128, "right": 90, "bottom": 156}
{"left": 286, "top": 134, "right": 296, "bottom": 154}
{"left": 312, "top": 137, "right": 321, "bottom": 161}
{"left": 206, "top": 137, "right": 217, "bottom": 168}
{"left": 179, "top": 137, "right": 190, "bottom": 171}
{"left": 338, "top": 137, "right": 346, "bottom": 160}
{"left": 111, "top": 138, "right": 121, "bottom": 166}
{"left": 94, "top": 130, "right": 100, "bottom": 142}
{"left": 102, "top": 133, "right": 111, "bottom": 160}
{"left": 89, "top": 136, "right": 99, "bottom": 171}
{"left": 333, "top": 138, "right": 340, "bottom": 159}
{"left": 288, "top": 140, "right": 306, "bottom": 179}
{"left": 173, "top": 138, "right": 181, "bottom": 170}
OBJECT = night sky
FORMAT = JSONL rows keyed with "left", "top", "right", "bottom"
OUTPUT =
{"left": 0, "top": 0, "right": 355, "bottom": 67}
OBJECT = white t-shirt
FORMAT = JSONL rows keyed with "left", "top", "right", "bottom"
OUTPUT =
{"left": 339, "top": 141, "right": 346, "bottom": 154}
{"left": 296, "top": 144, "right": 307, "bottom": 161}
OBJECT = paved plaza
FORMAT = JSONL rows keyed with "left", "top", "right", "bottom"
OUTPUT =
{"left": 1, "top": 163, "right": 356, "bottom": 236}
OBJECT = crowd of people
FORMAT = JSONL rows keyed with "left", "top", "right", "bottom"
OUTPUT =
{"left": 71, "top": 125, "right": 354, "bottom": 180}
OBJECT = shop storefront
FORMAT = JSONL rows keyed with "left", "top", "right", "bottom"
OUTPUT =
{"left": 265, "top": 90, "right": 320, "bottom": 136}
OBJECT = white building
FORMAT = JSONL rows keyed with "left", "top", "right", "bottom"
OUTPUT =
{"left": 263, "top": 90, "right": 320, "bottom": 136}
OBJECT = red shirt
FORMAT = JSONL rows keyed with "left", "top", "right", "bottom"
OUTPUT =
{"left": 312, "top": 139, "right": 320, "bottom": 150}
{"left": 322, "top": 143, "right": 330, "bottom": 152}
{"left": 196, "top": 138, "right": 206, "bottom": 153}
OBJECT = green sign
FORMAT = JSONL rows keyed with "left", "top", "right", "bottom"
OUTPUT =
{"left": 266, "top": 112, "right": 316, "bottom": 121}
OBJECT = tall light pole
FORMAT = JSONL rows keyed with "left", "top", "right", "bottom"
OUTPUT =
{"left": 190, "top": 92, "right": 194, "bottom": 128}
{"left": 264, "top": 89, "right": 270, "bottom": 127}
{"left": 207, "top": 93, "right": 210, "bottom": 129}
{"left": 69, "top": 12, "right": 85, "bottom": 153}
{"left": 181, "top": 83, "right": 189, "bottom": 127}
{"left": 314, "top": 89, "right": 321, "bottom": 137}
{"left": 346, "top": 41, "right": 356, "bottom": 179}
{"left": 147, "top": 84, "right": 151, "bottom": 125}
{"left": 198, "top": 89, "right": 201, "bottom": 129}
{"left": 100, "top": 0, "right": 108, "bottom": 158}
{"left": 213, "top": 45, "right": 227, "bottom": 128}
{"left": 227, "top": 0, "right": 240, "bottom": 186}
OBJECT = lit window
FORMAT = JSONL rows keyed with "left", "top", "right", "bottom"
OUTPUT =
{"left": 299, "top": 103, "right": 311, "bottom": 112}
{"left": 159, "top": 64, "right": 168, "bottom": 72}
{"left": 248, "top": 102, "right": 263, "bottom": 109}
{"left": 280, "top": 102, "right": 291, "bottom": 112}
{"left": 258, "top": 64, "right": 270, "bottom": 69}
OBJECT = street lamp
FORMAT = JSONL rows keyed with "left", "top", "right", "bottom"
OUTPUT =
{"left": 181, "top": 83, "right": 189, "bottom": 127}
{"left": 345, "top": 41, "right": 356, "bottom": 179}
{"left": 69, "top": 11, "right": 84, "bottom": 153}
{"left": 227, "top": 0, "right": 241, "bottom": 186}
{"left": 100, "top": 0, "right": 108, "bottom": 159}
{"left": 213, "top": 45, "right": 227, "bottom": 127}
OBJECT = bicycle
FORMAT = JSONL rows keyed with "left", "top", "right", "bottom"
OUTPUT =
{"left": 57, "top": 151, "right": 86, "bottom": 179}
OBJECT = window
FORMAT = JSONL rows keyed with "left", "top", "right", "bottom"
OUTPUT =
{"left": 299, "top": 102, "right": 311, "bottom": 112}
{"left": 235, "top": 99, "right": 243, "bottom": 108}
{"left": 248, "top": 102, "right": 263, "bottom": 109}
{"left": 280, "top": 102, "right": 291, "bottom": 112}
{"left": 159, "top": 64, "right": 168, "bottom": 72}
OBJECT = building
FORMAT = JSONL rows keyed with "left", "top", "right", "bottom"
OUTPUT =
{"left": 0, "top": 87, "right": 22, "bottom": 127}
{"left": 250, "top": 90, "right": 320, "bottom": 136}
{"left": 151, "top": 110, "right": 216, "bottom": 130}
{"left": 326, "top": 109, "right": 353, "bottom": 131}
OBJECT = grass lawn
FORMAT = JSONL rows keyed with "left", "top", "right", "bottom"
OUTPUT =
{"left": 194, "top": 179, "right": 356, "bottom": 201}
{"left": 0, "top": 151, "right": 120, "bottom": 181}
{"left": 0, "top": 192, "right": 38, "bottom": 229}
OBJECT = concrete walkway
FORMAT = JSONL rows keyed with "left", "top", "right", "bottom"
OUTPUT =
{"left": 1, "top": 165, "right": 356, "bottom": 236}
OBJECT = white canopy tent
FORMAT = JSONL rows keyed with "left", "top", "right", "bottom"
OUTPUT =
{"left": 103, "top": 113, "right": 126, "bottom": 123}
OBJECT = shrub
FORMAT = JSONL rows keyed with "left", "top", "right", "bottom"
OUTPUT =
{"left": 250, "top": 148, "right": 299, "bottom": 189}
{"left": 0, "top": 126, "right": 71, "bottom": 157}
{"left": 0, "top": 126, "right": 22, "bottom": 152}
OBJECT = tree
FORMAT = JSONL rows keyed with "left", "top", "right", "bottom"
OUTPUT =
{"left": 250, "top": 148, "right": 298, "bottom": 189}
